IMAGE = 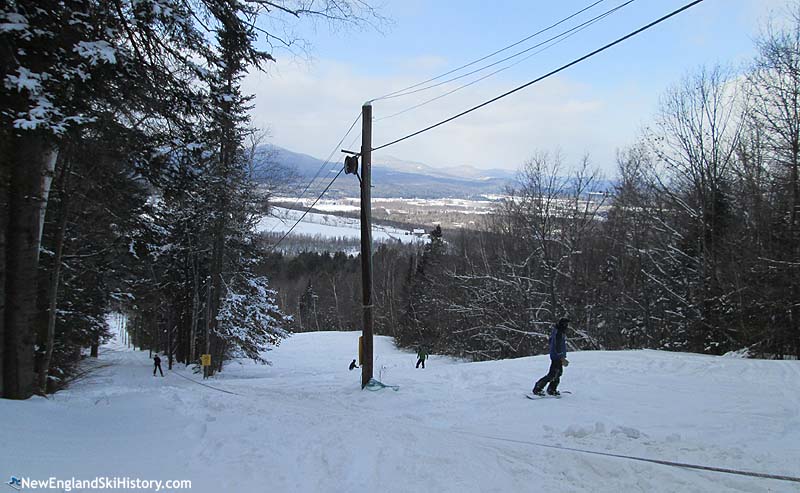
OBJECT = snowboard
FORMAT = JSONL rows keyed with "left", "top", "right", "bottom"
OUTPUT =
{"left": 524, "top": 391, "right": 570, "bottom": 400}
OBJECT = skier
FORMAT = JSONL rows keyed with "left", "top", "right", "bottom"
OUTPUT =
{"left": 416, "top": 347, "right": 428, "bottom": 369}
{"left": 153, "top": 354, "right": 164, "bottom": 377}
{"left": 532, "top": 318, "right": 570, "bottom": 396}
{"left": 349, "top": 359, "right": 359, "bottom": 371}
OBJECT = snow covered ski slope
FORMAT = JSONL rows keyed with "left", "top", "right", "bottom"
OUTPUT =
{"left": 2, "top": 331, "right": 799, "bottom": 492}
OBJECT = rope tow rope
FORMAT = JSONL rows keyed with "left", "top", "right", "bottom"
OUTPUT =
{"left": 170, "top": 368, "right": 398, "bottom": 395}
{"left": 168, "top": 369, "right": 243, "bottom": 396}
{"left": 164, "top": 368, "right": 796, "bottom": 483}
{"left": 364, "top": 378, "right": 399, "bottom": 392}
{"left": 450, "top": 429, "right": 800, "bottom": 484}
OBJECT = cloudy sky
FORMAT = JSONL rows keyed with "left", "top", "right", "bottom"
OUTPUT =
{"left": 243, "top": 0, "right": 787, "bottom": 175}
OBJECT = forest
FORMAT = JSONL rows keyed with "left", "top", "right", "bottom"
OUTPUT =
{"left": 1, "top": 1, "right": 798, "bottom": 403}
{"left": 0, "top": 0, "right": 380, "bottom": 399}
{"left": 270, "top": 19, "right": 800, "bottom": 363}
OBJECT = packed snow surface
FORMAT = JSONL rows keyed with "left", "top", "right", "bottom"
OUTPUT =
{"left": 2, "top": 329, "right": 799, "bottom": 492}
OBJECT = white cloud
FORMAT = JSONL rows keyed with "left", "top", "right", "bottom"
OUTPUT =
{"left": 733, "top": 0, "right": 794, "bottom": 33}
{"left": 395, "top": 55, "right": 449, "bottom": 73}
{"left": 243, "top": 58, "right": 650, "bottom": 174}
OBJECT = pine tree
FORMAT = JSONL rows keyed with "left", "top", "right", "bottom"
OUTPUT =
{"left": 216, "top": 275, "right": 288, "bottom": 364}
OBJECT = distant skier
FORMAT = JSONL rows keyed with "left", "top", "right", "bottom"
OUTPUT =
{"left": 349, "top": 359, "right": 359, "bottom": 371}
{"left": 153, "top": 354, "right": 164, "bottom": 377}
{"left": 532, "top": 318, "right": 570, "bottom": 396}
{"left": 416, "top": 347, "right": 428, "bottom": 369}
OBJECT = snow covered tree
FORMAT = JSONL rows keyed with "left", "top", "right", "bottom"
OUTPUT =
{"left": 1, "top": 0, "right": 382, "bottom": 397}
{"left": 215, "top": 275, "right": 288, "bottom": 365}
{"left": 298, "top": 279, "right": 321, "bottom": 332}
{"left": 600, "top": 147, "right": 665, "bottom": 348}
{"left": 400, "top": 225, "right": 450, "bottom": 350}
{"left": 644, "top": 65, "right": 744, "bottom": 353}
{"left": 745, "top": 5, "right": 800, "bottom": 357}
{"left": 1, "top": 0, "right": 221, "bottom": 397}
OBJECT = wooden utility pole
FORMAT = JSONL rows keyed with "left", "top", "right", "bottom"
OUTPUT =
{"left": 360, "top": 103, "right": 374, "bottom": 389}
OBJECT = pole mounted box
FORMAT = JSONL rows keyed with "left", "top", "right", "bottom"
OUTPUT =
{"left": 344, "top": 155, "right": 359, "bottom": 175}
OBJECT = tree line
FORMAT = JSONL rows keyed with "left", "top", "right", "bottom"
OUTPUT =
{"left": 0, "top": 0, "right": 380, "bottom": 399}
{"left": 271, "top": 8, "right": 800, "bottom": 362}
{"left": 3, "top": 3, "right": 797, "bottom": 401}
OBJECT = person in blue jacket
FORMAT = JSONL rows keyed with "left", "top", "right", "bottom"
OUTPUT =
{"left": 532, "top": 317, "right": 570, "bottom": 396}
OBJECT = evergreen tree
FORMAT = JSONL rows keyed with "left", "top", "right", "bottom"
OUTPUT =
{"left": 216, "top": 275, "right": 288, "bottom": 364}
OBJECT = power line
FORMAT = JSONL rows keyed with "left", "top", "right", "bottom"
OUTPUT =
{"left": 263, "top": 108, "right": 359, "bottom": 252}
{"left": 345, "top": 130, "right": 362, "bottom": 152}
{"left": 372, "top": 0, "right": 706, "bottom": 153}
{"left": 268, "top": 166, "right": 346, "bottom": 251}
{"left": 301, "top": 112, "right": 360, "bottom": 197}
{"left": 376, "top": 0, "right": 634, "bottom": 104}
{"left": 374, "top": 1, "right": 632, "bottom": 123}
{"left": 370, "top": 0, "right": 607, "bottom": 102}
{"left": 265, "top": 112, "right": 360, "bottom": 236}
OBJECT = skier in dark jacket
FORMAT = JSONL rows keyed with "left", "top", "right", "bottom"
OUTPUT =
{"left": 532, "top": 318, "right": 570, "bottom": 396}
{"left": 416, "top": 347, "right": 428, "bottom": 369}
{"left": 153, "top": 354, "right": 163, "bottom": 377}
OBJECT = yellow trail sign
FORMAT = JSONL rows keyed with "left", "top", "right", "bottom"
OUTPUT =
{"left": 201, "top": 354, "right": 211, "bottom": 367}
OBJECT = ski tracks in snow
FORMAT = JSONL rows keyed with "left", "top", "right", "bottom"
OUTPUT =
{"left": 4, "top": 333, "right": 800, "bottom": 492}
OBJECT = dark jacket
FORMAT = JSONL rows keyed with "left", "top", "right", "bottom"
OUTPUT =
{"left": 549, "top": 327, "right": 567, "bottom": 361}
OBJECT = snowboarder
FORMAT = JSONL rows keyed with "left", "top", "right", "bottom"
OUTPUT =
{"left": 416, "top": 347, "right": 428, "bottom": 369}
{"left": 153, "top": 354, "right": 164, "bottom": 377}
{"left": 349, "top": 359, "right": 359, "bottom": 371}
{"left": 532, "top": 318, "right": 570, "bottom": 396}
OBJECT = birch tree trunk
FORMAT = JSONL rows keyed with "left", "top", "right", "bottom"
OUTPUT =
{"left": 38, "top": 164, "right": 70, "bottom": 392}
{"left": 0, "top": 136, "right": 8, "bottom": 397}
{"left": 3, "top": 133, "right": 58, "bottom": 399}
{"left": 189, "top": 253, "right": 199, "bottom": 363}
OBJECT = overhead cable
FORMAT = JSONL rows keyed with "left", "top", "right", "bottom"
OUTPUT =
{"left": 265, "top": 111, "right": 360, "bottom": 236}
{"left": 268, "top": 166, "right": 346, "bottom": 251}
{"left": 370, "top": 0, "right": 607, "bottom": 102}
{"left": 372, "top": 0, "right": 706, "bottom": 153}
{"left": 374, "top": 1, "right": 633, "bottom": 123}
{"left": 377, "top": 0, "right": 634, "bottom": 103}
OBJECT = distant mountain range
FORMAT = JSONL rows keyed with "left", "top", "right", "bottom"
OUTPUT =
{"left": 257, "top": 145, "right": 517, "bottom": 199}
